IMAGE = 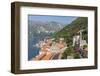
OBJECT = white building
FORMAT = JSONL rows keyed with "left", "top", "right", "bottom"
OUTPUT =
{"left": 73, "top": 29, "right": 87, "bottom": 47}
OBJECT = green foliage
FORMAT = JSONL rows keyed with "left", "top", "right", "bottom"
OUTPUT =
{"left": 61, "top": 46, "right": 81, "bottom": 59}
{"left": 82, "top": 29, "right": 88, "bottom": 43}
{"left": 83, "top": 45, "right": 87, "bottom": 49}
{"left": 61, "top": 46, "right": 74, "bottom": 59}
{"left": 53, "top": 17, "right": 88, "bottom": 46}
{"left": 74, "top": 53, "right": 81, "bottom": 59}
{"left": 61, "top": 52, "right": 67, "bottom": 59}
{"left": 65, "top": 46, "right": 74, "bottom": 55}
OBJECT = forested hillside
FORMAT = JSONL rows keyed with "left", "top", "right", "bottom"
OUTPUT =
{"left": 53, "top": 17, "right": 88, "bottom": 46}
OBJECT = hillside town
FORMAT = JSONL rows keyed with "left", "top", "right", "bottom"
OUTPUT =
{"left": 32, "top": 29, "right": 88, "bottom": 60}
{"left": 33, "top": 37, "right": 67, "bottom": 60}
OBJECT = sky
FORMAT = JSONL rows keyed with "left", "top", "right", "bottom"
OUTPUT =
{"left": 28, "top": 15, "right": 78, "bottom": 24}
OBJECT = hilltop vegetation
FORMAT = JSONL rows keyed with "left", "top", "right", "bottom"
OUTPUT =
{"left": 53, "top": 17, "right": 88, "bottom": 46}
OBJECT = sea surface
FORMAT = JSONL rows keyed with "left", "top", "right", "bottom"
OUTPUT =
{"left": 28, "top": 32, "right": 52, "bottom": 60}
{"left": 28, "top": 37, "right": 40, "bottom": 60}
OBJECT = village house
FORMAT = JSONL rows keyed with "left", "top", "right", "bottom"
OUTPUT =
{"left": 33, "top": 37, "right": 67, "bottom": 60}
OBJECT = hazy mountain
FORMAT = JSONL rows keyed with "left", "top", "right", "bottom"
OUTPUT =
{"left": 28, "top": 20, "right": 65, "bottom": 34}
{"left": 28, "top": 20, "right": 66, "bottom": 42}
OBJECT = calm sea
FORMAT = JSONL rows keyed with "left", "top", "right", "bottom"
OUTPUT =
{"left": 28, "top": 38, "right": 40, "bottom": 60}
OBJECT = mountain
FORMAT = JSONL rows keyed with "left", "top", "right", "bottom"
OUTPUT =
{"left": 28, "top": 20, "right": 65, "bottom": 34}
{"left": 53, "top": 17, "right": 88, "bottom": 46}
{"left": 28, "top": 20, "right": 66, "bottom": 43}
